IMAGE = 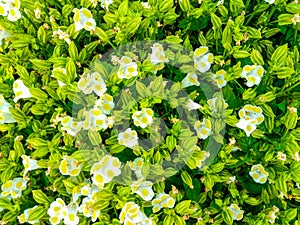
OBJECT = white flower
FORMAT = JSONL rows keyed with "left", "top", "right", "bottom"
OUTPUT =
{"left": 182, "top": 72, "right": 200, "bottom": 88}
{"left": 120, "top": 202, "right": 154, "bottom": 225}
{"left": 194, "top": 118, "right": 212, "bottom": 139}
{"left": 1, "top": 177, "right": 27, "bottom": 198}
{"left": 187, "top": 99, "right": 201, "bottom": 111}
{"left": 129, "top": 157, "right": 144, "bottom": 179}
{"left": 118, "top": 128, "right": 139, "bottom": 148}
{"left": 152, "top": 193, "right": 175, "bottom": 213}
{"left": 79, "top": 196, "right": 100, "bottom": 222}
{"left": 150, "top": 43, "right": 169, "bottom": 65}
{"left": 236, "top": 105, "right": 264, "bottom": 136}
{"left": 277, "top": 152, "right": 287, "bottom": 161}
{"left": 13, "top": 79, "right": 32, "bottom": 102}
{"left": 0, "top": 29, "right": 10, "bottom": 46}
{"left": 91, "top": 155, "right": 121, "bottom": 188}
{"left": 59, "top": 156, "right": 81, "bottom": 177}
{"left": 47, "top": 198, "right": 67, "bottom": 225}
{"left": 64, "top": 203, "right": 79, "bottom": 225}
{"left": 61, "top": 116, "right": 82, "bottom": 136}
{"left": 52, "top": 30, "right": 71, "bottom": 45}
{"left": 95, "top": 94, "right": 114, "bottom": 115}
{"left": 83, "top": 108, "right": 108, "bottom": 131}
{"left": 21, "top": 155, "right": 39, "bottom": 176}
{"left": 241, "top": 65, "right": 264, "bottom": 87}
{"left": 131, "top": 179, "right": 154, "bottom": 201}
{"left": 117, "top": 56, "right": 139, "bottom": 79}
{"left": 0, "top": 94, "right": 16, "bottom": 124}
{"left": 293, "top": 152, "right": 300, "bottom": 161}
{"left": 265, "top": 0, "right": 275, "bottom": 4}
{"left": 228, "top": 204, "right": 244, "bottom": 221}
{"left": 34, "top": 8, "right": 41, "bottom": 19}
{"left": 193, "top": 46, "right": 214, "bottom": 73}
{"left": 51, "top": 67, "right": 67, "bottom": 87}
{"left": 18, "top": 206, "right": 40, "bottom": 224}
{"left": 249, "top": 164, "right": 269, "bottom": 184}
{"left": 212, "top": 69, "right": 227, "bottom": 88}
{"left": 73, "top": 8, "right": 96, "bottom": 31}
{"left": 0, "top": 0, "right": 21, "bottom": 21}
{"left": 100, "top": 0, "right": 114, "bottom": 10}
{"left": 141, "top": 2, "right": 151, "bottom": 8}
{"left": 78, "top": 72, "right": 107, "bottom": 96}
{"left": 132, "top": 108, "right": 154, "bottom": 128}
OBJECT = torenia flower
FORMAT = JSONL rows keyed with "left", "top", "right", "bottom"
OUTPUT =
{"left": 131, "top": 179, "right": 154, "bottom": 201}
{"left": 0, "top": 0, "right": 21, "bottom": 21}
{"left": 0, "top": 94, "right": 16, "bottom": 124}
{"left": 0, "top": 29, "right": 10, "bottom": 46}
{"left": 236, "top": 105, "right": 264, "bottom": 136}
{"left": 265, "top": 0, "right": 275, "bottom": 4}
{"left": 241, "top": 65, "right": 264, "bottom": 87}
{"left": 118, "top": 128, "right": 139, "bottom": 148}
{"left": 117, "top": 56, "right": 139, "bottom": 79}
{"left": 187, "top": 99, "right": 201, "bottom": 111}
{"left": 83, "top": 108, "right": 108, "bottom": 131}
{"left": 47, "top": 198, "right": 67, "bottom": 225}
{"left": 120, "top": 202, "right": 154, "bottom": 225}
{"left": 193, "top": 46, "right": 214, "bottom": 73}
{"left": 182, "top": 72, "right": 200, "bottom": 88}
{"left": 73, "top": 8, "right": 96, "bottom": 31}
{"left": 79, "top": 197, "right": 100, "bottom": 222}
{"left": 59, "top": 156, "right": 82, "bottom": 177}
{"left": 61, "top": 116, "right": 82, "bottom": 136}
{"left": 18, "top": 206, "right": 39, "bottom": 224}
{"left": 194, "top": 118, "right": 212, "bottom": 139}
{"left": 91, "top": 155, "right": 121, "bottom": 188}
{"left": 51, "top": 67, "right": 67, "bottom": 87}
{"left": 207, "top": 97, "right": 228, "bottom": 112}
{"left": 52, "top": 30, "right": 71, "bottom": 45}
{"left": 228, "top": 204, "right": 244, "bottom": 221}
{"left": 1, "top": 177, "right": 27, "bottom": 198}
{"left": 13, "top": 79, "right": 32, "bottom": 103}
{"left": 64, "top": 203, "right": 80, "bottom": 225}
{"left": 95, "top": 94, "right": 114, "bottom": 115}
{"left": 21, "top": 155, "right": 39, "bottom": 176}
{"left": 78, "top": 72, "right": 107, "bottom": 96}
{"left": 132, "top": 108, "right": 154, "bottom": 128}
{"left": 249, "top": 164, "right": 269, "bottom": 184}
{"left": 152, "top": 193, "right": 175, "bottom": 213}
{"left": 212, "top": 70, "right": 227, "bottom": 88}
{"left": 100, "top": 0, "right": 114, "bottom": 10}
{"left": 150, "top": 43, "right": 169, "bottom": 65}
{"left": 129, "top": 157, "right": 144, "bottom": 178}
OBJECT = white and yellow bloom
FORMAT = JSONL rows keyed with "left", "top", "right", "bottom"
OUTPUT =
{"left": 207, "top": 97, "right": 228, "bottom": 112}
{"left": 249, "top": 164, "right": 269, "bottom": 184}
{"left": 129, "top": 157, "right": 144, "bottom": 179}
{"left": 187, "top": 99, "right": 201, "bottom": 111}
{"left": 0, "top": 29, "right": 10, "bottom": 46}
{"left": 47, "top": 198, "right": 67, "bottom": 225}
{"left": 64, "top": 203, "right": 79, "bottom": 225}
{"left": 52, "top": 29, "right": 71, "bottom": 45}
{"left": 150, "top": 43, "right": 169, "bottom": 72}
{"left": 118, "top": 128, "right": 139, "bottom": 148}
{"left": 1, "top": 177, "right": 27, "bottom": 198}
{"left": 194, "top": 118, "right": 212, "bottom": 139}
{"left": 212, "top": 70, "right": 227, "bottom": 88}
{"left": 73, "top": 8, "right": 96, "bottom": 31}
{"left": 132, "top": 108, "right": 154, "bottom": 128}
{"left": 59, "top": 156, "right": 82, "bottom": 177}
{"left": 51, "top": 67, "right": 67, "bottom": 87}
{"left": 91, "top": 155, "right": 121, "bottom": 188}
{"left": 152, "top": 193, "right": 175, "bottom": 213}
{"left": 265, "top": 0, "right": 275, "bottom": 4}
{"left": 120, "top": 202, "right": 154, "bottom": 225}
{"left": 0, "top": 94, "right": 16, "bottom": 124}
{"left": 117, "top": 56, "right": 139, "bottom": 79}
{"left": 95, "top": 94, "right": 114, "bottom": 115}
{"left": 193, "top": 46, "right": 214, "bottom": 73}
{"left": 228, "top": 204, "right": 244, "bottom": 221}
{"left": 236, "top": 105, "right": 264, "bottom": 136}
{"left": 241, "top": 65, "right": 264, "bottom": 87}
{"left": 100, "top": 0, "right": 114, "bottom": 10}
{"left": 78, "top": 71, "right": 107, "bottom": 96}
{"left": 18, "top": 206, "right": 40, "bottom": 224}
{"left": 79, "top": 196, "right": 100, "bottom": 222}
{"left": 61, "top": 116, "right": 82, "bottom": 136}
{"left": 21, "top": 155, "right": 39, "bottom": 176}
{"left": 83, "top": 108, "right": 108, "bottom": 131}
{"left": 13, "top": 79, "right": 32, "bottom": 103}
{"left": 181, "top": 72, "right": 200, "bottom": 88}
{"left": 131, "top": 178, "right": 154, "bottom": 201}
{"left": 0, "top": 0, "right": 21, "bottom": 21}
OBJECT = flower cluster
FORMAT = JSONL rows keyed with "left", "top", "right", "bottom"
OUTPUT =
{"left": 194, "top": 118, "right": 212, "bottom": 139}
{"left": 249, "top": 164, "right": 269, "bottom": 184}
{"left": 78, "top": 71, "right": 107, "bottom": 96}
{"left": 1, "top": 177, "right": 27, "bottom": 198}
{"left": 61, "top": 116, "right": 82, "bottom": 136}
{"left": 152, "top": 193, "right": 175, "bottom": 213}
{"left": 236, "top": 104, "right": 264, "bottom": 136}
{"left": 131, "top": 178, "right": 155, "bottom": 201}
{"left": 241, "top": 65, "right": 264, "bottom": 87}
{"left": 117, "top": 56, "right": 139, "bottom": 79}
{"left": 118, "top": 128, "right": 139, "bottom": 148}
{"left": 120, "top": 202, "right": 155, "bottom": 225}
{"left": 0, "top": 0, "right": 21, "bottom": 21}
{"left": 132, "top": 108, "right": 154, "bottom": 128}
{"left": 59, "top": 156, "right": 82, "bottom": 177}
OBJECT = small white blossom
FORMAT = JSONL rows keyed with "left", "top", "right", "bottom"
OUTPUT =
{"left": 78, "top": 72, "right": 107, "bottom": 96}
{"left": 228, "top": 204, "right": 244, "bottom": 221}
{"left": 21, "top": 155, "right": 39, "bottom": 176}
{"left": 73, "top": 8, "right": 96, "bottom": 31}
{"left": 181, "top": 72, "right": 200, "bottom": 88}
{"left": 18, "top": 206, "right": 39, "bottom": 224}
{"left": 132, "top": 108, "right": 154, "bottom": 128}
{"left": 152, "top": 193, "right": 175, "bottom": 213}
{"left": 118, "top": 128, "right": 139, "bottom": 148}
{"left": 193, "top": 46, "right": 214, "bottom": 73}
{"left": 249, "top": 164, "right": 268, "bottom": 184}
{"left": 241, "top": 65, "right": 264, "bottom": 87}
{"left": 59, "top": 156, "right": 81, "bottom": 177}
{"left": 13, "top": 79, "right": 32, "bottom": 103}
{"left": 194, "top": 118, "right": 212, "bottom": 139}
